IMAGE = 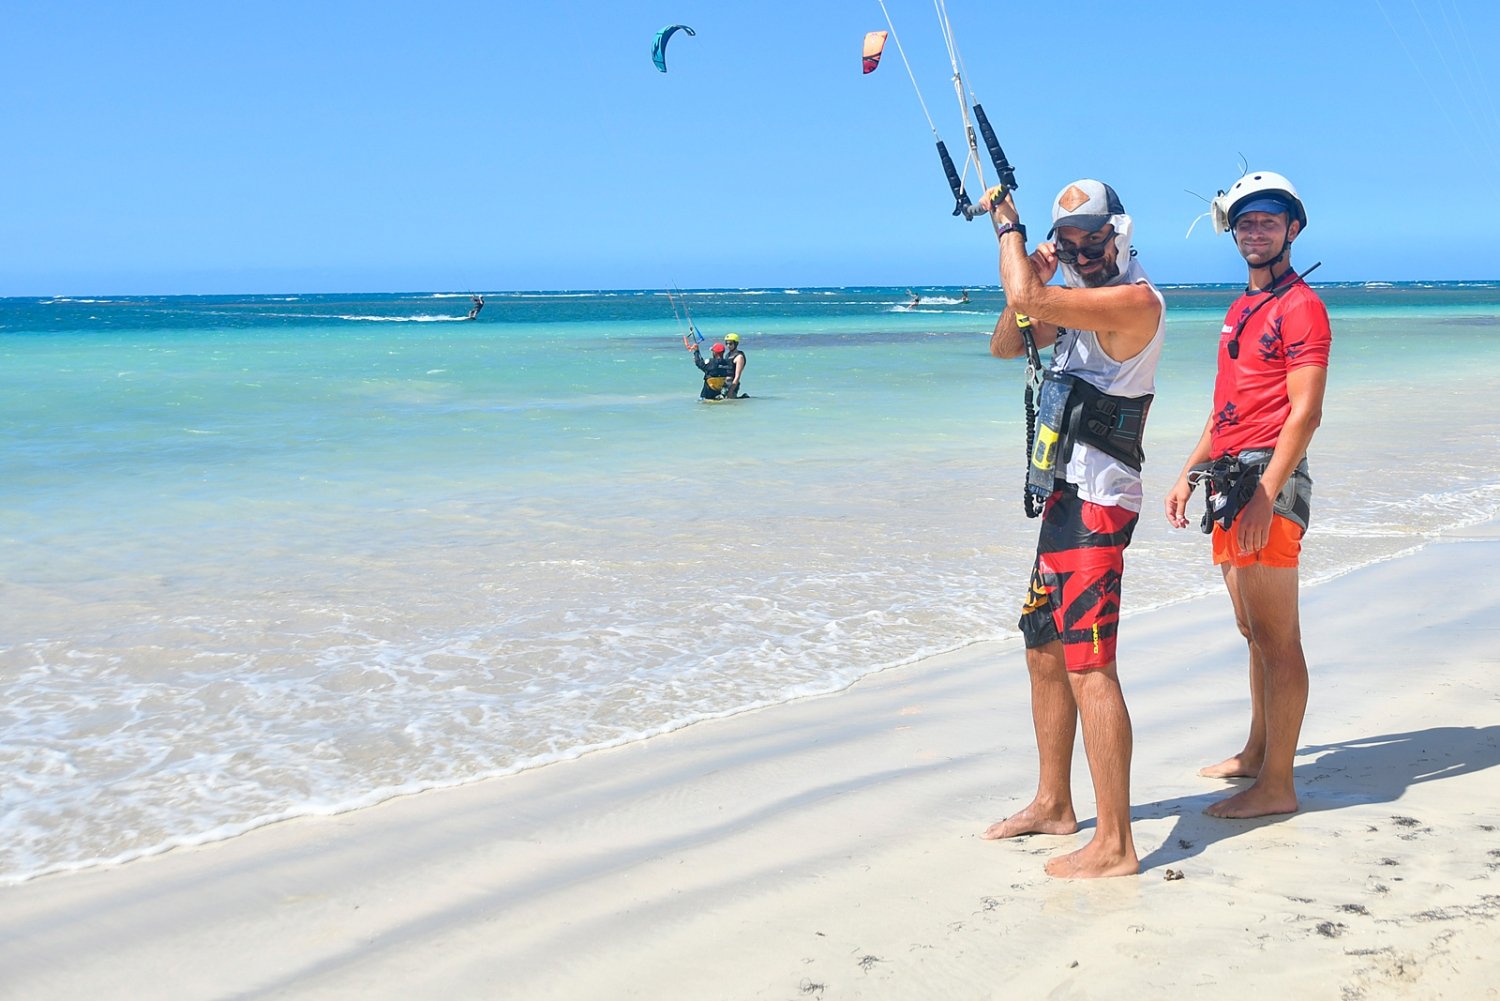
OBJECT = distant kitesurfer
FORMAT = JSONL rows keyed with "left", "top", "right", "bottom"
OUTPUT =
{"left": 906, "top": 289, "right": 921, "bottom": 309}
{"left": 692, "top": 341, "right": 734, "bottom": 400}
{"left": 961, "top": 289, "right": 970, "bottom": 304}
{"left": 979, "top": 180, "right": 1165, "bottom": 880}
{"left": 467, "top": 294, "right": 485, "bottom": 320}
{"left": 1163, "top": 171, "right": 1330, "bottom": 820}
{"left": 721, "top": 332, "right": 747, "bottom": 398}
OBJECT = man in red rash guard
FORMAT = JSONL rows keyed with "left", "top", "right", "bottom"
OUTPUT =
{"left": 1165, "top": 170, "right": 1331, "bottom": 819}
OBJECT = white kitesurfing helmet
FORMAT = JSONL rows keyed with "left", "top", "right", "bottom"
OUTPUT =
{"left": 1211, "top": 171, "right": 1308, "bottom": 235}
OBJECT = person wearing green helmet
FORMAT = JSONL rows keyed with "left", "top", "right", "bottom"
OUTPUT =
{"left": 1164, "top": 170, "right": 1332, "bottom": 820}
{"left": 721, "top": 332, "right": 748, "bottom": 398}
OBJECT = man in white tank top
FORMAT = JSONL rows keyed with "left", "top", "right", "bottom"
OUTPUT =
{"left": 979, "top": 181, "right": 1165, "bottom": 879}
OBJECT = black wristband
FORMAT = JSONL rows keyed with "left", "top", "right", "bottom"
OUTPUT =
{"left": 996, "top": 222, "right": 1027, "bottom": 241}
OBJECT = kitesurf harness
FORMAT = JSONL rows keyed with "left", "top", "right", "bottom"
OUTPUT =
{"left": 1023, "top": 360, "right": 1153, "bottom": 516}
{"left": 1017, "top": 251, "right": 1156, "bottom": 518}
{"left": 1189, "top": 450, "right": 1311, "bottom": 535}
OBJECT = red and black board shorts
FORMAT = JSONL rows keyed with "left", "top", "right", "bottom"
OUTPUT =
{"left": 1018, "top": 483, "right": 1138, "bottom": 672}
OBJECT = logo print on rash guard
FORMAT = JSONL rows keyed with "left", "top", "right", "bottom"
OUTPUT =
{"left": 1283, "top": 325, "right": 1311, "bottom": 362}
{"left": 1257, "top": 315, "right": 1286, "bottom": 363}
{"left": 1214, "top": 399, "right": 1241, "bottom": 433}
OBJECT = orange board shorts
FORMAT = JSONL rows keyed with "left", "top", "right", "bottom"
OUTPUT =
{"left": 1212, "top": 513, "right": 1304, "bottom": 568}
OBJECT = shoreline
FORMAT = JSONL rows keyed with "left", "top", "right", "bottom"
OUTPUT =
{"left": 0, "top": 512, "right": 1459, "bottom": 891}
{"left": 3, "top": 525, "right": 1499, "bottom": 998}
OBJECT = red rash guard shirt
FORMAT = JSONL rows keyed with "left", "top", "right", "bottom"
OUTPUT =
{"left": 1210, "top": 277, "right": 1331, "bottom": 457}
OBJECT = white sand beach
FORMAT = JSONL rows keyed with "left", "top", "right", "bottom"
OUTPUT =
{"left": 2, "top": 523, "right": 1498, "bottom": 1001}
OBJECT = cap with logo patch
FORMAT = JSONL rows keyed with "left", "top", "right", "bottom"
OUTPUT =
{"left": 1048, "top": 180, "right": 1125, "bottom": 237}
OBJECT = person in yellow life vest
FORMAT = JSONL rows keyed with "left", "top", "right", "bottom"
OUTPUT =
{"left": 691, "top": 341, "right": 734, "bottom": 399}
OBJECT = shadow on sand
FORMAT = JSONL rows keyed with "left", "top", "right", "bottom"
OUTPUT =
{"left": 1135, "top": 724, "right": 1500, "bottom": 872}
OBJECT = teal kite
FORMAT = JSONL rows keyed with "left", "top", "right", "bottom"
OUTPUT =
{"left": 652, "top": 24, "right": 695, "bottom": 73}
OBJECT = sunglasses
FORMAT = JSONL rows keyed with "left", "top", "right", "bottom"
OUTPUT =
{"left": 1054, "top": 231, "right": 1114, "bottom": 265}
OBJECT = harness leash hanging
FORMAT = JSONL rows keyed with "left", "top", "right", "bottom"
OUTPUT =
{"left": 1018, "top": 313, "right": 1045, "bottom": 517}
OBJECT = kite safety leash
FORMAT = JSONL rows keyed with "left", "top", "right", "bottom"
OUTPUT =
{"left": 1017, "top": 312, "right": 1046, "bottom": 518}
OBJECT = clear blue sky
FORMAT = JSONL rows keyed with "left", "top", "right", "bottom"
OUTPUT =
{"left": 4, "top": 1, "right": 1498, "bottom": 295}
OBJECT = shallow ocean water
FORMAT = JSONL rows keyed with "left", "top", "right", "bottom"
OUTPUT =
{"left": 2, "top": 283, "right": 1497, "bottom": 882}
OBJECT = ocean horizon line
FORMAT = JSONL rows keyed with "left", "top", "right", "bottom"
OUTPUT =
{"left": 7, "top": 277, "right": 1499, "bottom": 302}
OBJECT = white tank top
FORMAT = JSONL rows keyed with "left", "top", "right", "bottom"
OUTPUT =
{"left": 1049, "top": 256, "right": 1165, "bottom": 512}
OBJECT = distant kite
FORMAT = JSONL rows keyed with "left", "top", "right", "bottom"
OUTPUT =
{"left": 862, "top": 31, "right": 887, "bottom": 74}
{"left": 652, "top": 24, "right": 695, "bottom": 73}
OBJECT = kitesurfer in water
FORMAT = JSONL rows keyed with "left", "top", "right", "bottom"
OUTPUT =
{"left": 721, "top": 332, "right": 747, "bottom": 398}
{"left": 961, "top": 289, "right": 970, "bottom": 304}
{"left": 906, "top": 289, "right": 921, "bottom": 309}
{"left": 467, "top": 294, "right": 485, "bottom": 320}
{"left": 691, "top": 341, "right": 734, "bottom": 400}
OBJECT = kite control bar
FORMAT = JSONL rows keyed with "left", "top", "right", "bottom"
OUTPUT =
{"left": 940, "top": 103, "right": 1019, "bottom": 220}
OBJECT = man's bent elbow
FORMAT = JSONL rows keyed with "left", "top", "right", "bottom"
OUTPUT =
{"left": 1294, "top": 402, "right": 1324, "bottom": 433}
{"left": 991, "top": 338, "right": 1024, "bottom": 360}
{"left": 1006, "top": 288, "right": 1040, "bottom": 317}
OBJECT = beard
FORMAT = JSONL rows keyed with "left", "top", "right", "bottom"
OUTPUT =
{"left": 1079, "top": 258, "right": 1122, "bottom": 288}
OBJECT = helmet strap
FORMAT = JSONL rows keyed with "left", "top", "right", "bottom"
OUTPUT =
{"left": 1239, "top": 221, "right": 1295, "bottom": 289}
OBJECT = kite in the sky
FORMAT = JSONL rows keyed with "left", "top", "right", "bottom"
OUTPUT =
{"left": 862, "top": 31, "right": 887, "bottom": 74}
{"left": 652, "top": 24, "right": 695, "bottom": 73}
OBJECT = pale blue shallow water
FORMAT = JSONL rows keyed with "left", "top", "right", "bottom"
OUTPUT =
{"left": 2, "top": 283, "right": 1498, "bottom": 882}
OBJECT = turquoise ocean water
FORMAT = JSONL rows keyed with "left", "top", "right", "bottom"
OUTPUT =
{"left": 3, "top": 283, "right": 1499, "bottom": 883}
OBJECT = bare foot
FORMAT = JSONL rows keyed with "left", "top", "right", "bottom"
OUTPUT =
{"left": 1043, "top": 840, "right": 1139, "bottom": 879}
{"left": 980, "top": 802, "right": 1077, "bottom": 840}
{"left": 1197, "top": 753, "right": 1262, "bottom": 779}
{"left": 1205, "top": 783, "right": 1298, "bottom": 819}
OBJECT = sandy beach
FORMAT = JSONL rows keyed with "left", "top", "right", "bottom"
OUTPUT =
{"left": 3, "top": 522, "right": 1498, "bottom": 1001}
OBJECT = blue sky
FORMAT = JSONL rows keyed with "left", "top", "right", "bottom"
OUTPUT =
{"left": 4, "top": 1, "right": 1498, "bottom": 295}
